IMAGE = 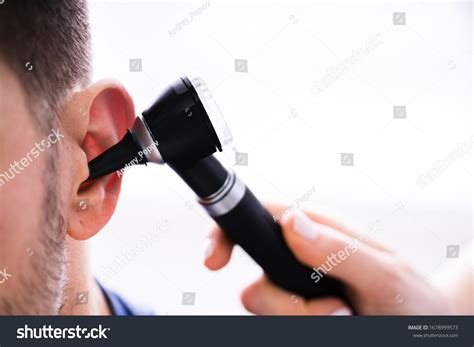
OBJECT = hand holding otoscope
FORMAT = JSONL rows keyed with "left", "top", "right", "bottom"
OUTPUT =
{"left": 87, "top": 76, "right": 348, "bottom": 304}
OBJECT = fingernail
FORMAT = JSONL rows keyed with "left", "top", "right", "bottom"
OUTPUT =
{"left": 204, "top": 238, "right": 215, "bottom": 258}
{"left": 293, "top": 211, "right": 321, "bottom": 240}
{"left": 331, "top": 307, "right": 352, "bottom": 316}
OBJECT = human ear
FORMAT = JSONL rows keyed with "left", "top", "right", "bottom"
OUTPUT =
{"left": 65, "top": 81, "right": 135, "bottom": 240}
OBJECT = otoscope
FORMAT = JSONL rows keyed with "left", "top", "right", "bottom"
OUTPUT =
{"left": 87, "top": 76, "right": 347, "bottom": 301}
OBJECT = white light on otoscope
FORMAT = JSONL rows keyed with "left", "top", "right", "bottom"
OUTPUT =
{"left": 189, "top": 76, "right": 233, "bottom": 147}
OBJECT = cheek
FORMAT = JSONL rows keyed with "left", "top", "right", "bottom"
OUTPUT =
{"left": 0, "top": 128, "right": 46, "bottom": 277}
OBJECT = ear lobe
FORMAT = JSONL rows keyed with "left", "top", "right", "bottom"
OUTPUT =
{"left": 68, "top": 81, "right": 135, "bottom": 241}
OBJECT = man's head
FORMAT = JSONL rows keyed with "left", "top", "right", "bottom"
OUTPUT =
{"left": 0, "top": 0, "right": 135, "bottom": 314}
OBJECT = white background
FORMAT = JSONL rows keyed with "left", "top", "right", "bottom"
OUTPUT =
{"left": 88, "top": 0, "right": 472, "bottom": 314}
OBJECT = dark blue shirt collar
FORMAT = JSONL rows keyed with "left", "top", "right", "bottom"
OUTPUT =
{"left": 98, "top": 281, "right": 154, "bottom": 316}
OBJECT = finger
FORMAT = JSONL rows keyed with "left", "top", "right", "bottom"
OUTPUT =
{"left": 264, "top": 202, "right": 391, "bottom": 253}
{"left": 306, "top": 299, "right": 352, "bottom": 316}
{"left": 204, "top": 226, "right": 234, "bottom": 270}
{"left": 301, "top": 209, "right": 392, "bottom": 253}
{"left": 263, "top": 202, "right": 391, "bottom": 254}
{"left": 262, "top": 202, "right": 290, "bottom": 219}
{"left": 241, "top": 276, "right": 351, "bottom": 315}
{"left": 281, "top": 211, "right": 392, "bottom": 291}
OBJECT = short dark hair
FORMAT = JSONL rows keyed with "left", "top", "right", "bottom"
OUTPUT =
{"left": 0, "top": 0, "right": 91, "bottom": 131}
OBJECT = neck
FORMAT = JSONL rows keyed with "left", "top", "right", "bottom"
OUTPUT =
{"left": 59, "top": 237, "right": 111, "bottom": 315}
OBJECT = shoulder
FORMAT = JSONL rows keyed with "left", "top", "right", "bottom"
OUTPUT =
{"left": 98, "top": 282, "right": 155, "bottom": 316}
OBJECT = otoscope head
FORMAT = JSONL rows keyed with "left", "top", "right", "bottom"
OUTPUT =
{"left": 87, "top": 76, "right": 232, "bottom": 180}
{"left": 188, "top": 76, "right": 233, "bottom": 148}
{"left": 141, "top": 76, "right": 232, "bottom": 168}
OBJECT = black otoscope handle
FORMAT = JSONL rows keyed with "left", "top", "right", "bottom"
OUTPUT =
{"left": 172, "top": 156, "right": 348, "bottom": 302}
{"left": 215, "top": 187, "right": 346, "bottom": 300}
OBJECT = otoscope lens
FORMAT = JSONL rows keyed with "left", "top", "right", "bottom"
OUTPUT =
{"left": 189, "top": 76, "right": 233, "bottom": 147}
